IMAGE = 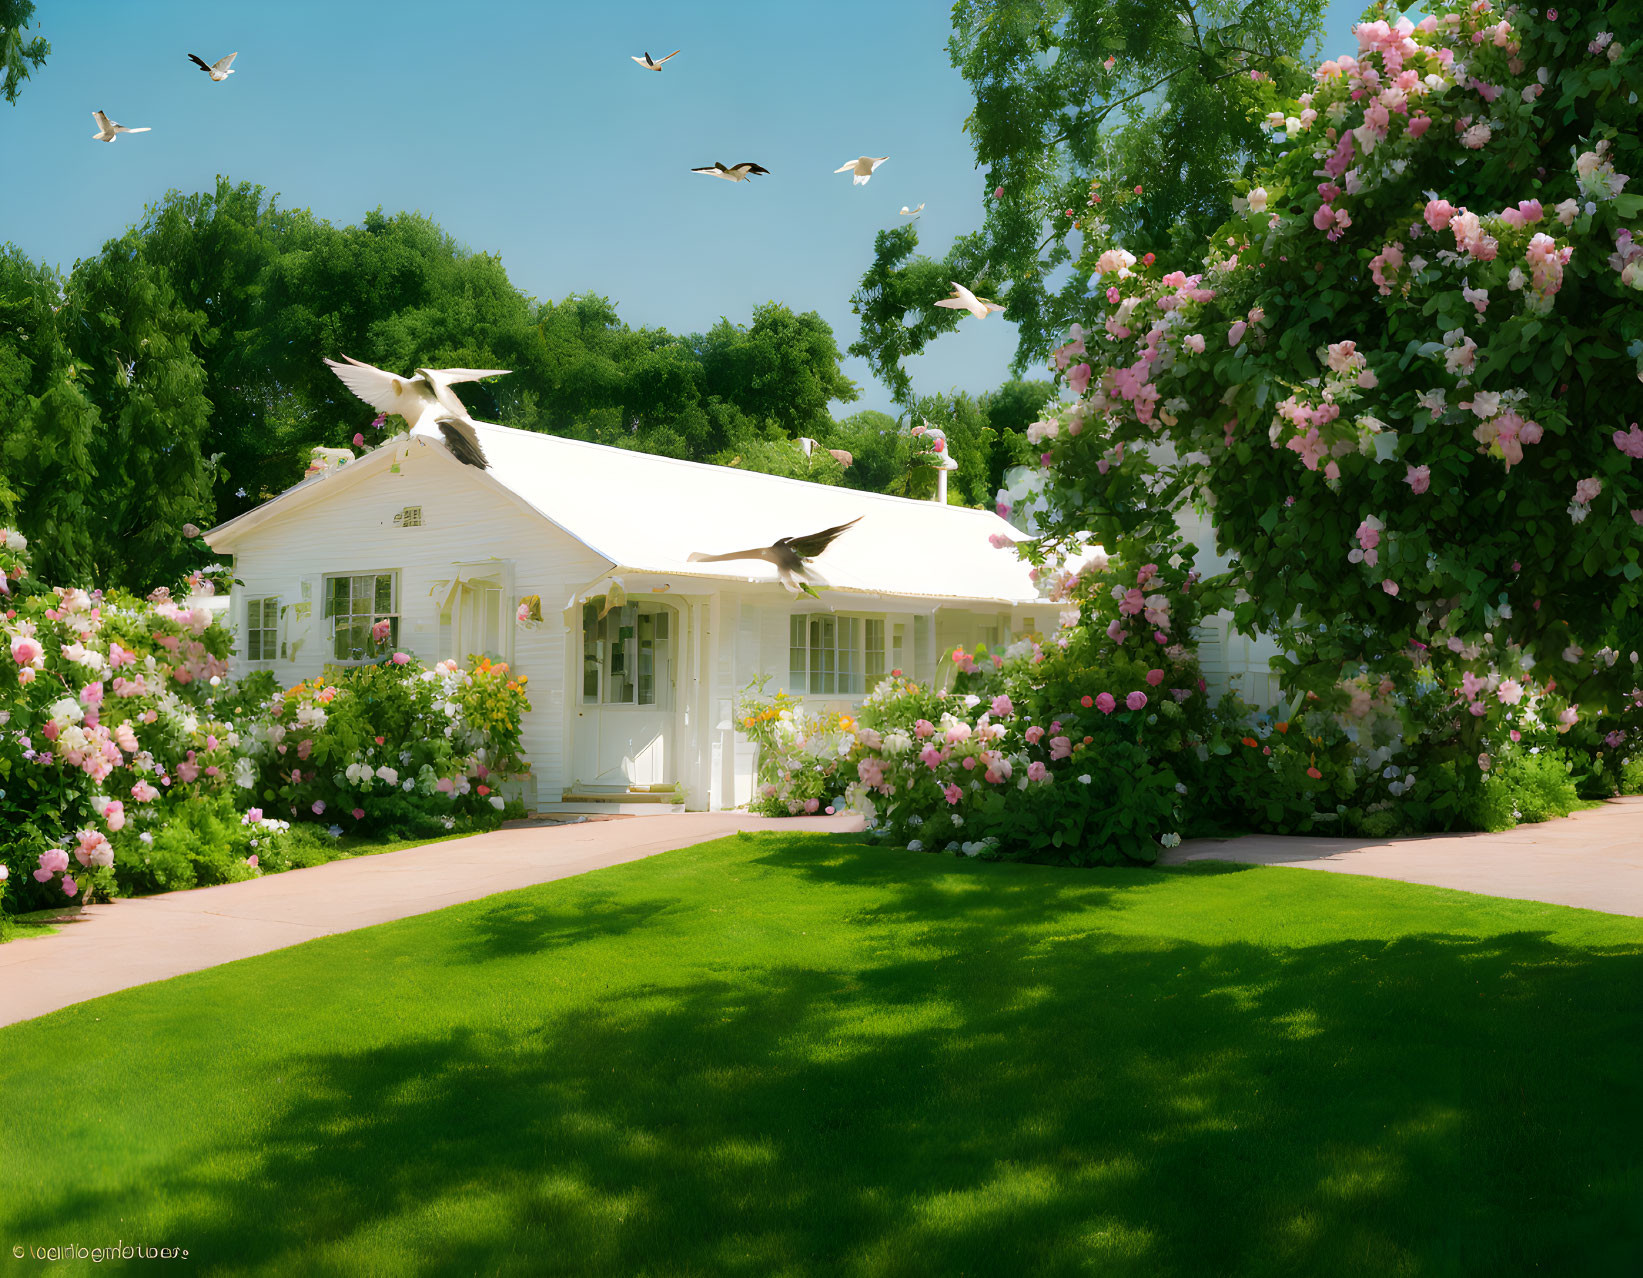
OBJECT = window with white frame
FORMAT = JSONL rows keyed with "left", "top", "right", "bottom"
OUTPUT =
{"left": 865, "top": 618, "right": 886, "bottom": 686}
{"left": 244, "top": 596, "right": 279, "bottom": 663}
{"left": 790, "top": 613, "right": 882, "bottom": 696}
{"left": 323, "top": 572, "right": 399, "bottom": 662}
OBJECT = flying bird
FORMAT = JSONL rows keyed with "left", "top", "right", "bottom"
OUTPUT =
{"left": 631, "top": 50, "right": 680, "bottom": 70}
{"left": 187, "top": 52, "right": 238, "bottom": 80}
{"left": 90, "top": 111, "right": 150, "bottom": 142}
{"left": 934, "top": 282, "right": 1005, "bottom": 320}
{"left": 691, "top": 161, "right": 769, "bottom": 182}
{"left": 688, "top": 518, "right": 861, "bottom": 596}
{"left": 834, "top": 156, "right": 889, "bottom": 186}
{"left": 323, "top": 356, "right": 510, "bottom": 470}
{"left": 899, "top": 203, "right": 924, "bottom": 217}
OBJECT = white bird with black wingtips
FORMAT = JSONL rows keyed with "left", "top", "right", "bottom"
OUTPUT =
{"left": 834, "top": 156, "right": 889, "bottom": 186}
{"left": 90, "top": 111, "right": 150, "bottom": 142}
{"left": 691, "top": 161, "right": 770, "bottom": 183}
{"left": 323, "top": 356, "right": 510, "bottom": 469}
{"left": 631, "top": 49, "right": 680, "bottom": 70}
{"left": 188, "top": 52, "right": 238, "bottom": 81}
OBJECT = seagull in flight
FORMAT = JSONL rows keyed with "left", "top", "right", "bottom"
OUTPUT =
{"left": 935, "top": 282, "right": 1005, "bottom": 320}
{"left": 323, "top": 356, "right": 510, "bottom": 470}
{"left": 188, "top": 52, "right": 238, "bottom": 80}
{"left": 834, "top": 156, "right": 889, "bottom": 186}
{"left": 631, "top": 50, "right": 680, "bottom": 70}
{"left": 688, "top": 519, "right": 861, "bottom": 596}
{"left": 91, "top": 111, "right": 150, "bottom": 142}
{"left": 691, "top": 161, "right": 769, "bottom": 183}
{"left": 900, "top": 203, "right": 924, "bottom": 217}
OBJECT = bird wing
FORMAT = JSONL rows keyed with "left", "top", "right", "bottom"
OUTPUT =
{"left": 324, "top": 356, "right": 428, "bottom": 417}
{"left": 933, "top": 298, "right": 970, "bottom": 309}
{"left": 734, "top": 162, "right": 770, "bottom": 175}
{"left": 214, "top": 52, "right": 238, "bottom": 72}
{"left": 435, "top": 418, "right": 489, "bottom": 469}
{"left": 429, "top": 367, "right": 510, "bottom": 384}
{"left": 632, "top": 55, "right": 649, "bottom": 66}
{"left": 870, "top": 156, "right": 889, "bottom": 170}
{"left": 834, "top": 161, "right": 857, "bottom": 173}
{"left": 778, "top": 517, "right": 862, "bottom": 561}
{"left": 188, "top": 54, "right": 212, "bottom": 72}
{"left": 119, "top": 126, "right": 151, "bottom": 133}
{"left": 92, "top": 110, "right": 112, "bottom": 131}
{"left": 655, "top": 49, "right": 680, "bottom": 63}
{"left": 691, "top": 165, "right": 728, "bottom": 177}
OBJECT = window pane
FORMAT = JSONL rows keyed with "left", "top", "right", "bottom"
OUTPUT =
{"left": 582, "top": 602, "right": 600, "bottom": 701}
{"left": 247, "top": 628, "right": 262, "bottom": 662}
{"left": 327, "top": 577, "right": 348, "bottom": 619}
{"left": 375, "top": 573, "right": 394, "bottom": 614}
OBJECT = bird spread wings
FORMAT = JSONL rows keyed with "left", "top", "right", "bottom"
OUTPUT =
{"left": 633, "top": 49, "right": 679, "bottom": 67}
{"left": 324, "top": 356, "right": 429, "bottom": 418}
{"left": 779, "top": 518, "right": 862, "bottom": 560}
{"left": 692, "top": 162, "right": 769, "bottom": 180}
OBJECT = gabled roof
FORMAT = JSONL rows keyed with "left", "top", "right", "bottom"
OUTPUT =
{"left": 207, "top": 420, "right": 1047, "bottom": 606}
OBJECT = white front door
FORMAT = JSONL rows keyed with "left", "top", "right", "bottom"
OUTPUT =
{"left": 573, "top": 602, "right": 675, "bottom": 787}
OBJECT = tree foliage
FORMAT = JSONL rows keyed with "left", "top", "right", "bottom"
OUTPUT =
{"left": 1, "top": 0, "right": 48, "bottom": 105}
{"left": 0, "top": 179, "right": 863, "bottom": 588}
{"left": 850, "top": 0, "right": 1326, "bottom": 399}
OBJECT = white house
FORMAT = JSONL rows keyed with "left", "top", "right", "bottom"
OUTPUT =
{"left": 205, "top": 421, "right": 1061, "bottom": 813}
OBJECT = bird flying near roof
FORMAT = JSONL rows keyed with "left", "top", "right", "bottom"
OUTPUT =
{"left": 691, "top": 161, "right": 770, "bottom": 182}
{"left": 631, "top": 50, "right": 680, "bottom": 70}
{"left": 688, "top": 518, "right": 861, "bottom": 596}
{"left": 934, "top": 282, "right": 1005, "bottom": 320}
{"left": 834, "top": 156, "right": 889, "bottom": 186}
{"left": 187, "top": 52, "right": 238, "bottom": 80}
{"left": 323, "top": 356, "right": 510, "bottom": 470}
{"left": 91, "top": 111, "right": 150, "bottom": 142}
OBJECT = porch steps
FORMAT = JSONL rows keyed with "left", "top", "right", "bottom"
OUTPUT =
{"left": 543, "top": 786, "right": 687, "bottom": 816}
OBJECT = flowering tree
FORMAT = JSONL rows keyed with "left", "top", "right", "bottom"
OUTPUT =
{"left": 1013, "top": 0, "right": 1643, "bottom": 778}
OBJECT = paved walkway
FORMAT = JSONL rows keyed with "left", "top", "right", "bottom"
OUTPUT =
{"left": 0, "top": 812, "right": 863, "bottom": 1029}
{"left": 1162, "top": 796, "right": 1643, "bottom": 916}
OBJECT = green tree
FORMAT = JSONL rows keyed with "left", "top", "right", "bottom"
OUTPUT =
{"left": 850, "top": 0, "right": 1325, "bottom": 398}
{"left": 1, "top": 0, "right": 48, "bottom": 104}
{"left": 0, "top": 248, "right": 100, "bottom": 584}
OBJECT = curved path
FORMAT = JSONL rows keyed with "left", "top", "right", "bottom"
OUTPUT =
{"left": 0, "top": 812, "right": 863, "bottom": 1029}
{"left": 5, "top": 800, "right": 1639, "bottom": 1028}
{"left": 1162, "top": 796, "right": 1643, "bottom": 916}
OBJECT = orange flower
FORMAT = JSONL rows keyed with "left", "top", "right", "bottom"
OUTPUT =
{"left": 1275, "top": 721, "right": 1289, "bottom": 734}
{"left": 1241, "top": 736, "right": 1258, "bottom": 748}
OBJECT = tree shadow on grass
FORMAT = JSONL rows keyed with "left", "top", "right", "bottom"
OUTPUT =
{"left": 6, "top": 843, "right": 1642, "bottom": 1277}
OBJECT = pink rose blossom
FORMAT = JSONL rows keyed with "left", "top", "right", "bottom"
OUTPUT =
{"left": 1405, "top": 464, "right": 1431, "bottom": 493}
{"left": 1125, "top": 691, "right": 1147, "bottom": 711}
{"left": 1026, "top": 761, "right": 1049, "bottom": 782}
{"left": 1145, "top": 669, "right": 1164, "bottom": 686}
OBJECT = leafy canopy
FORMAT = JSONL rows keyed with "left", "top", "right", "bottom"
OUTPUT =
{"left": 850, "top": 0, "right": 1325, "bottom": 401}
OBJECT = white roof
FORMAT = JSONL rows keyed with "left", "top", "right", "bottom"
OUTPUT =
{"left": 208, "top": 420, "right": 1046, "bottom": 606}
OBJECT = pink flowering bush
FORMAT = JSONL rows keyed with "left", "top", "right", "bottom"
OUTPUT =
{"left": 1, "top": 544, "right": 531, "bottom": 914}
{"left": 747, "top": 542, "right": 1216, "bottom": 863}
{"left": 1013, "top": 0, "right": 1643, "bottom": 799}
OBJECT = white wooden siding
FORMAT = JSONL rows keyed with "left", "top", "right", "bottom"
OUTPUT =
{"left": 223, "top": 445, "right": 610, "bottom": 805}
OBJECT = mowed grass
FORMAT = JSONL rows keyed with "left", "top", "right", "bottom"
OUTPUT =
{"left": 2, "top": 833, "right": 1641, "bottom": 1277}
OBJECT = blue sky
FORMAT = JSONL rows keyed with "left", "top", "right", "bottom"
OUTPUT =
{"left": 1, "top": 0, "right": 1366, "bottom": 415}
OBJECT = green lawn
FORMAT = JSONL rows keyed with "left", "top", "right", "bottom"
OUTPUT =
{"left": 3, "top": 833, "right": 1640, "bottom": 1276}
